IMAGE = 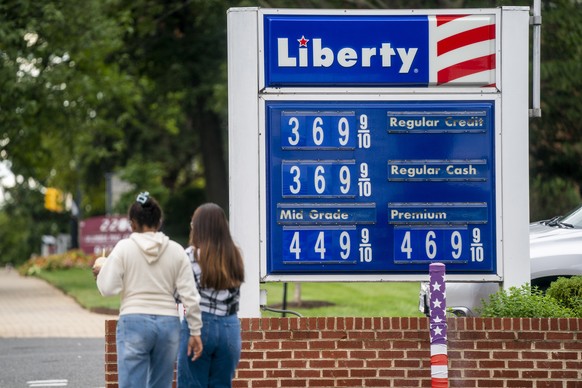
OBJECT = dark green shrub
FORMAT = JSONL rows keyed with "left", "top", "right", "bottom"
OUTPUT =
{"left": 546, "top": 276, "right": 582, "bottom": 317}
{"left": 478, "top": 283, "right": 574, "bottom": 318}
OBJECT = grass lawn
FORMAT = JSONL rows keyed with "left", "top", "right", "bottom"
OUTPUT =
{"left": 35, "top": 268, "right": 424, "bottom": 317}
{"left": 260, "top": 282, "right": 425, "bottom": 317}
{"left": 37, "top": 268, "right": 120, "bottom": 314}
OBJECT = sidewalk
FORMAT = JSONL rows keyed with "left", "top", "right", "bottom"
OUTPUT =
{"left": 0, "top": 267, "right": 117, "bottom": 338}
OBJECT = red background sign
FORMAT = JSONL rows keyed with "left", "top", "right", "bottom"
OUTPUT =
{"left": 79, "top": 215, "right": 132, "bottom": 255}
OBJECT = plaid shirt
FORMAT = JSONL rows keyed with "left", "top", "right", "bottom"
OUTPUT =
{"left": 185, "top": 246, "right": 240, "bottom": 316}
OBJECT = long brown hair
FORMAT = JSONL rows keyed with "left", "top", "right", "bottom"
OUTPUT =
{"left": 189, "top": 203, "right": 245, "bottom": 290}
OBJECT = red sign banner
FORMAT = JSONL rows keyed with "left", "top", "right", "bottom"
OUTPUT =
{"left": 79, "top": 215, "right": 132, "bottom": 255}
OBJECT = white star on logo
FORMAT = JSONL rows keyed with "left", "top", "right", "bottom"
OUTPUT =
{"left": 432, "top": 298, "right": 442, "bottom": 309}
{"left": 432, "top": 281, "right": 442, "bottom": 292}
{"left": 433, "top": 326, "right": 443, "bottom": 336}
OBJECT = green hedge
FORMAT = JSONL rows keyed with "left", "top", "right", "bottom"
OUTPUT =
{"left": 546, "top": 276, "right": 582, "bottom": 317}
{"left": 478, "top": 283, "right": 576, "bottom": 318}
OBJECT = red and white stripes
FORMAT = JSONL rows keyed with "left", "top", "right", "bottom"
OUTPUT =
{"left": 429, "top": 263, "right": 448, "bottom": 387}
{"left": 428, "top": 14, "right": 497, "bottom": 87}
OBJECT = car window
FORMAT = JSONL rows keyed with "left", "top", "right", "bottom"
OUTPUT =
{"left": 560, "top": 205, "right": 582, "bottom": 228}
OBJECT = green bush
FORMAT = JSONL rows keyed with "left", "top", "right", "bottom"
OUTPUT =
{"left": 478, "top": 283, "right": 575, "bottom": 318}
{"left": 546, "top": 276, "right": 582, "bottom": 317}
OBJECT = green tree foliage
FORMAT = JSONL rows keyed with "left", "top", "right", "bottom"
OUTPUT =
{"left": 0, "top": 0, "right": 140, "bottom": 212}
{"left": 530, "top": 175, "right": 580, "bottom": 221}
{"left": 529, "top": 0, "right": 582, "bottom": 218}
{"left": 112, "top": 159, "right": 171, "bottom": 215}
{"left": 98, "top": 0, "right": 239, "bottom": 209}
{"left": 0, "top": 182, "right": 70, "bottom": 265}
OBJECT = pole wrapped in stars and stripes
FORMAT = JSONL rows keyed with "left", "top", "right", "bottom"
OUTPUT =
{"left": 429, "top": 262, "right": 448, "bottom": 388}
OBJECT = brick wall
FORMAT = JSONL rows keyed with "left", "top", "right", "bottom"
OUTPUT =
{"left": 104, "top": 317, "right": 582, "bottom": 387}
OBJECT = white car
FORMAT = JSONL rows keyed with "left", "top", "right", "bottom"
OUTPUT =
{"left": 419, "top": 205, "right": 582, "bottom": 316}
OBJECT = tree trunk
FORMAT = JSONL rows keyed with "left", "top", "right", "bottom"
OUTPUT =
{"left": 195, "top": 108, "right": 229, "bottom": 212}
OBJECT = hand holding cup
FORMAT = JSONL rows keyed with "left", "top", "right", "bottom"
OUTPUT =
{"left": 92, "top": 249, "right": 107, "bottom": 278}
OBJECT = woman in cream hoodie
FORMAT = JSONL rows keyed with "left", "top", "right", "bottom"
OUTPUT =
{"left": 96, "top": 192, "right": 203, "bottom": 388}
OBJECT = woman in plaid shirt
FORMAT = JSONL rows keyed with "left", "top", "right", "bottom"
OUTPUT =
{"left": 177, "top": 203, "right": 245, "bottom": 388}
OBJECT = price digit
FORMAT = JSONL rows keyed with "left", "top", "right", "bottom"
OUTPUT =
{"left": 314, "top": 231, "right": 326, "bottom": 259}
{"left": 314, "top": 166, "right": 326, "bottom": 194}
{"left": 288, "top": 117, "right": 300, "bottom": 146}
{"left": 401, "top": 231, "right": 412, "bottom": 259}
{"left": 361, "top": 228, "right": 369, "bottom": 243}
{"left": 426, "top": 231, "right": 437, "bottom": 259}
{"left": 338, "top": 117, "right": 349, "bottom": 146}
{"left": 359, "top": 114, "right": 368, "bottom": 129}
{"left": 289, "top": 165, "right": 301, "bottom": 194}
{"left": 339, "top": 231, "right": 350, "bottom": 259}
{"left": 313, "top": 117, "right": 324, "bottom": 145}
{"left": 451, "top": 231, "right": 462, "bottom": 259}
{"left": 339, "top": 165, "right": 350, "bottom": 194}
{"left": 290, "top": 231, "right": 301, "bottom": 259}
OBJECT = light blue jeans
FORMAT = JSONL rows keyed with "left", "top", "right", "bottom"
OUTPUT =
{"left": 177, "top": 312, "right": 241, "bottom": 388}
{"left": 116, "top": 314, "right": 181, "bottom": 388}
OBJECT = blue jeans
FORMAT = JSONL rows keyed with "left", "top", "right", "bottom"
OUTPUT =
{"left": 177, "top": 312, "right": 241, "bottom": 388}
{"left": 116, "top": 314, "right": 181, "bottom": 388}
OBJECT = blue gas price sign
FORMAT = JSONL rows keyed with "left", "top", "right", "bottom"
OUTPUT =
{"left": 266, "top": 100, "right": 497, "bottom": 275}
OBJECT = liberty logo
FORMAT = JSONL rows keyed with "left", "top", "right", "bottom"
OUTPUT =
{"left": 277, "top": 35, "right": 418, "bottom": 73}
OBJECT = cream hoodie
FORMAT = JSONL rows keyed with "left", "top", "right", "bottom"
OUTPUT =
{"left": 97, "top": 232, "right": 202, "bottom": 336}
